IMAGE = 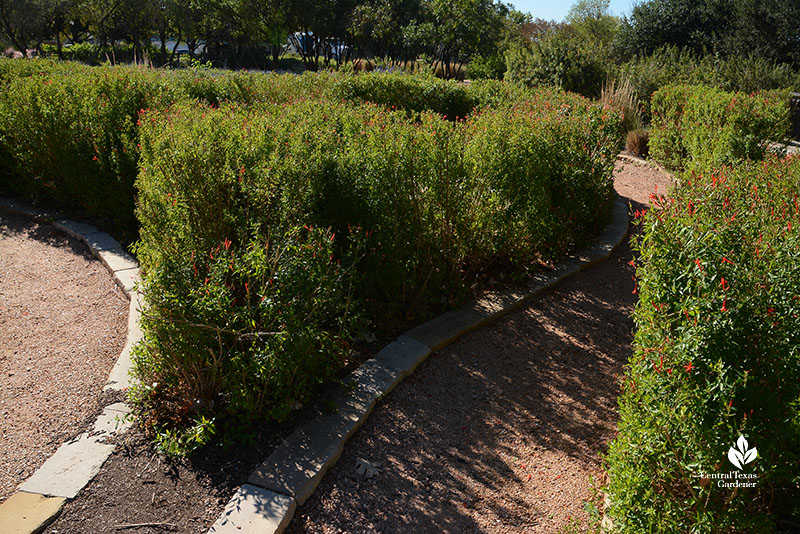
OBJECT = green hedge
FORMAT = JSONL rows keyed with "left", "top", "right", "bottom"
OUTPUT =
{"left": 0, "top": 60, "right": 624, "bottom": 451}
{"left": 0, "top": 59, "right": 590, "bottom": 244}
{"left": 649, "top": 84, "right": 790, "bottom": 171}
{"left": 504, "top": 34, "right": 607, "bottom": 98}
{"left": 331, "top": 71, "right": 477, "bottom": 118}
{"left": 0, "top": 60, "right": 333, "bottom": 241}
{"left": 132, "top": 94, "right": 622, "bottom": 451}
{"left": 0, "top": 63, "right": 178, "bottom": 241}
{"left": 617, "top": 47, "right": 800, "bottom": 123}
{"left": 606, "top": 156, "right": 800, "bottom": 531}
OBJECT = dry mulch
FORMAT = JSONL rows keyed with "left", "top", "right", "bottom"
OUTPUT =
{"left": 0, "top": 213, "right": 128, "bottom": 501}
{"left": 37, "top": 158, "right": 668, "bottom": 533}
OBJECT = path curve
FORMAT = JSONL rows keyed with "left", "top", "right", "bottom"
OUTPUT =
{"left": 286, "top": 159, "right": 673, "bottom": 533}
{"left": 0, "top": 213, "right": 128, "bottom": 502}
{"left": 37, "top": 158, "right": 670, "bottom": 534}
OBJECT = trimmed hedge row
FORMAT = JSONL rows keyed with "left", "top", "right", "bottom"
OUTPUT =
{"left": 649, "top": 84, "right": 790, "bottom": 172}
{"left": 0, "top": 60, "right": 624, "bottom": 450}
{"left": 0, "top": 60, "right": 336, "bottom": 241}
{"left": 607, "top": 156, "right": 800, "bottom": 531}
{"left": 131, "top": 95, "right": 623, "bottom": 449}
{"left": 0, "top": 59, "right": 602, "bottom": 244}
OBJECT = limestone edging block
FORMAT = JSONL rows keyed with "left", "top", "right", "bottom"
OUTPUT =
{"left": 91, "top": 402, "right": 133, "bottom": 436}
{"left": 52, "top": 219, "right": 101, "bottom": 240}
{"left": 373, "top": 335, "right": 431, "bottom": 379}
{"left": 113, "top": 267, "right": 139, "bottom": 297}
{"left": 248, "top": 359, "right": 397, "bottom": 505}
{"left": 0, "top": 492, "right": 66, "bottom": 534}
{"left": 105, "top": 292, "right": 142, "bottom": 391}
{"left": 18, "top": 433, "right": 116, "bottom": 499}
{"left": 207, "top": 485, "right": 296, "bottom": 534}
{"left": 404, "top": 309, "right": 486, "bottom": 351}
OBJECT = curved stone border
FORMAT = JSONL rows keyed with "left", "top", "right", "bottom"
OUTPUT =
{"left": 0, "top": 188, "right": 631, "bottom": 533}
{"left": 207, "top": 195, "right": 631, "bottom": 534}
{"left": 0, "top": 197, "right": 140, "bottom": 534}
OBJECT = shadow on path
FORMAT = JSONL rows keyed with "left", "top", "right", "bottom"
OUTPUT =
{"left": 287, "top": 162, "right": 669, "bottom": 534}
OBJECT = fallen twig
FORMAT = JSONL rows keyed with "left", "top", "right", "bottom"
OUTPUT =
{"left": 114, "top": 522, "right": 177, "bottom": 530}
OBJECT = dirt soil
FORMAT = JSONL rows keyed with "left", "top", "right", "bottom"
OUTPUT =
{"left": 38, "top": 158, "right": 671, "bottom": 533}
{"left": 0, "top": 213, "right": 128, "bottom": 501}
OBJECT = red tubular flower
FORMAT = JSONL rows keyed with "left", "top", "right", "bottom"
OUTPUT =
{"left": 722, "top": 299, "right": 728, "bottom": 312}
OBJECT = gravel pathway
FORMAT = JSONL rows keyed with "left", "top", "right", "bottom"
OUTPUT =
{"left": 286, "top": 159, "right": 672, "bottom": 534}
{"left": 0, "top": 213, "right": 128, "bottom": 501}
{"left": 30, "top": 158, "right": 669, "bottom": 534}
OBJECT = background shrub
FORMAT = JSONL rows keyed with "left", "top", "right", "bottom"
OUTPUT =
{"left": 466, "top": 52, "right": 506, "bottom": 80}
{"left": 331, "top": 71, "right": 477, "bottom": 118}
{"left": 606, "top": 156, "right": 800, "bottom": 531}
{"left": 649, "top": 84, "right": 790, "bottom": 171}
{"left": 504, "top": 32, "right": 607, "bottom": 98}
{"left": 616, "top": 47, "right": 800, "bottom": 123}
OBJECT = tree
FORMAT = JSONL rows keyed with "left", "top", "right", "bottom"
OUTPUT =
{"left": 0, "top": 0, "right": 55, "bottom": 51}
{"left": 348, "top": 0, "right": 397, "bottom": 59}
{"left": 505, "top": 27, "right": 606, "bottom": 96}
{"left": 226, "top": 0, "right": 288, "bottom": 68}
{"left": 613, "top": 0, "right": 731, "bottom": 61}
{"left": 407, "top": 0, "right": 506, "bottom": 78}
{"left": 725, "top": 0, "right": 800, "bottom": 68}
{"left": 565, "top": 0, "right": 619, "bottom": 58}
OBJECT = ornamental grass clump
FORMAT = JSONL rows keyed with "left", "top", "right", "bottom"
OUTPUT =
{"left": 606, "top": 155, "right": 800, "bottom": 531}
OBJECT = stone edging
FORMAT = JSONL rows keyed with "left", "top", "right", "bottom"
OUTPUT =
{"left": 0, "top": 189, "right": 631, "bottom": 534}
{"left": 206, "top": 195, "right": 631, "bottom": 534}
{"left": 0, "top": 197, "right": 140, "bottom": 534}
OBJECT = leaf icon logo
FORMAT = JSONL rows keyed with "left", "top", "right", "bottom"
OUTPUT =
{"left": 728, "top": 435, "right": 757, "bottom": 470}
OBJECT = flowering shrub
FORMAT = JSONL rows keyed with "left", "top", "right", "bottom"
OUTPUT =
{"left": 331, "top": 71, "right": 477, "bottom": 118}
{"left": 0, "top": 62, "right": 180, "bottom": 241}
{"left": 133, "top": 93, "right": 621, "bottom": 450}
{"left": 650, "top": 84, "right": 790, "bottom": 172}
{"left": 0, "top": 60, "right": 623, "bottom": 451}
{"left": 0, "top": 61, "right": 334, "bottom": 241}
{"left": 606, "top": 156, "right": 800, "bottom": 531}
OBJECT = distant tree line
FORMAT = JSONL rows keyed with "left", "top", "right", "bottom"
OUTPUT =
{"left": 1, "top": 0, "right": 797, "bottom": 85}
{"left": 0, "top": 0, "right": 530, "bottom": 73}
{"left": 614, "top": 0, "right": 800, "bottom": 68}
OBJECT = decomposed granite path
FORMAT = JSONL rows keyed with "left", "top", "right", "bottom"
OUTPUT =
{"left": 39, "top": 158, "right": 671, "bottom": 534}
{"left": 0, "top": 213, "right": 128, "bottom": 501}
{"left": 285, "top": 159, "right": 673, "bottom": 534}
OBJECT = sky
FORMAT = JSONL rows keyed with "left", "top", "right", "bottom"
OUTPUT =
{"left": 508, "top": 0, "right": 635, "bottom": 22}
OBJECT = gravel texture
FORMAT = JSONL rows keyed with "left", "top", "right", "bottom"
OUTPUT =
{"left": 33, "top": 158, "right": 669, "bottom": 533}
{"left": 285, "top": 159, "right": 673, "bottom": 534}
{"left": 0, "top": 213, "right": 128, "bottom": 501}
